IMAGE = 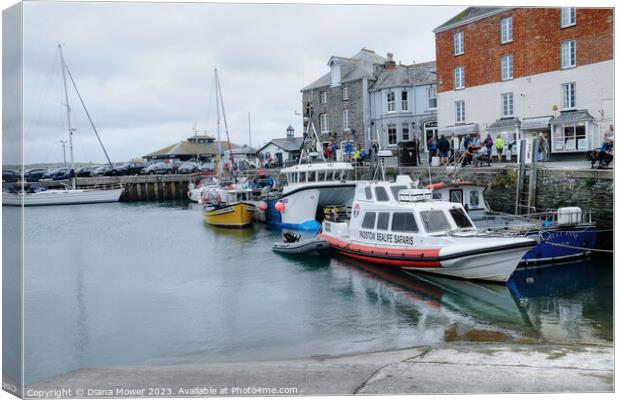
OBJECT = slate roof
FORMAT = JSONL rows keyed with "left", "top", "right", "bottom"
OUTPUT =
{"left": 258, "top": 137, "right": 304, "bottom": 153}
{"left": 302, "top": 48, "right": 386, "bottom": 91}
{"left": 550, "top": 110, "right": 594, "bottom": 125}
{"left": 487, "top": 117, "right": 520, "bottom": 130}
{"left": 145, "top": 140, "right": 239, "bottom": 158}
{"left": 371, "top": 61, "right": 436, "bottom": 90}
{"left": 434, "top": 7, "right": 510, "bottom": 33}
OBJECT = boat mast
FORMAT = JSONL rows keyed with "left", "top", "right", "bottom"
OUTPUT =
{"left": 215, "top": 68, "right": 222, "bottom": 178}
{"left": 58, "top": 44, "right": 75, "bottom": 187}
{"left": 214, "top": 69, "right": 235, "bottom": 176}
{"left": 64, "top": 63, "right": 114, "bottom": 168}
{"left": 248, "top": 112, "right": 252, "bottom": 149}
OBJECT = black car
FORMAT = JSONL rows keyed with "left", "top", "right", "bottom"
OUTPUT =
{"left": 25, "top": 168, "right": 47, "bottom": 182}
{"left": 52, "top": 168, "right": 75, "bottom": 181}
{"left": 89, "top": 164, "right": 115, "bottom": 177}
{"left": 113, "top": 162, "right": 145, "bottom": 176}
{"left": 75, "top": 166, "right": 95, "bottom": 177}
{"left": 140, "top": 162, "right": 174, "bottom": 175}
{"left": 2, "top": 169, "right": 20, "bottom": 183}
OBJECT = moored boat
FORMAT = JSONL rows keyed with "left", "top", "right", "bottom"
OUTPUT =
{"left": 277, "top": 162, "right": 356, "bottom": 231}
{"left": 319, "top": 176, "right": 537, "bottom": 283}
{"left": 428, "top": 181, "right": 598, "bottom": 264}
{"left": 202, "top": 186, "right": 255, "bottom": 228}
{"left": 187, "top": 173, "right": 219, "bottom": 202}
{"left": 3, "top": 186, "right": 122, "bottom": 206}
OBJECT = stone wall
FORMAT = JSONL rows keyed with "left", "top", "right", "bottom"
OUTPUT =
{"left": 397, "top": 166, "right": 613, "bottom": 231}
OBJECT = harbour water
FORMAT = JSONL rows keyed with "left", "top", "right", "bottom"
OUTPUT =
{"left": 11, "top": 201, "right": 613, "bottom": 384}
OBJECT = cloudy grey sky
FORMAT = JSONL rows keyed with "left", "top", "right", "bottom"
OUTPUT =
{"left": 18, "top": 1, "right": 462, "bottom": 164}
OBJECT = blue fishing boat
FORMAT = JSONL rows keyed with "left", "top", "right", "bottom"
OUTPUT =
{"left": 428, "top": 181, "right": 597, "bottom": 264}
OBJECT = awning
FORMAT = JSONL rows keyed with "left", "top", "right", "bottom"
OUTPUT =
{"left": 487, "top": 117, "right": 520, "bottom": 131}
{"left": 437, "top": 123, "right": 478, "bottom": 136}
{"left": 551, "top": 110, "right": 594, "bottom": 125}
{"left": 521, "top": 116, "right": 554, "bottom": 130}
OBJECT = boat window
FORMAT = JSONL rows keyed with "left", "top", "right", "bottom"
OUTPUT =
{"left": 299, "top": 172, "right": 306, "bottom": 182}
{"left": 469, "top": 190, "right": 480, "bottom": 208}
{"left": 377, "top": 212, "right": 390, "bottom": 230}
{"left": 318, "top": 170, "right": 326, "bottom": 181}
{"left": 432, "top": 192, "right": 442, "bottom": 200}
{"left": 374, "top": 187, "right": 390, "bottom": 202}
{"left": 364, "top": 186, "right": 372, "bottom": 200}
{"left": 390, "top": 185, "right": 408, "bottom": 200}
{"left": 449, "top": 189, "right": 463, "bottom": 204}
{"left": 420, "top": 210, "right": 451, "bottom": 232}
{"left": 361, "top": 212, "right": 376, "bottom": 229}
{"left": 449, "top": 208, "right": 473, "bottom": 228}
{"left": 391, "top": 212, "right": 418, "bottom": 232}
{"left": 308, "top": 171, "right": 316, "bottom": 182}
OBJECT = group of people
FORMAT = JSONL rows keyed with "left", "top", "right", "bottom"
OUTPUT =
{"left": 427, "top": 133, "right": 507, "bottom": 166}
{"left": 323, "top": 141, "right": 368, "bottom": 165}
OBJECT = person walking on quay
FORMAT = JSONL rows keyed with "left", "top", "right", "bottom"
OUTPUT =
{"left": 331, "top": 140, "right": 339, "bottom": 161}
{"left": 325, "top": 143, "right": 333, "bottom": 160}
{"left": 463, "top": 134, "right": 472, "bottom": 150}
{"left": 353, "top": 147, "right": 362, "bottom": 166}
{"left": 451, "top": 134, "right": 460, "bottom": 162}
{"left": 428, "top": 135, "right": 437, "bottom": 163}
{"left": 484, "top": 134, "right": 494, "bottom": 163}
{"left": 344, "top": 141, "right": 354, "bottom": 162}
{"left": 438, "top": 135, "right": 450, "bottom": 165}
{"left": 495, "top": 134, "right": 505, "bottom": 162}
{"left": 473, "top": 134, "right": 481, "bottom": 148}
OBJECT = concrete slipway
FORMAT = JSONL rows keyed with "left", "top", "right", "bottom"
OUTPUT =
{"left": 21, "top": 343, "right": 613, "bottom": 397}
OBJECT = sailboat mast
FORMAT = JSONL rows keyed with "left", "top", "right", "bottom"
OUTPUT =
{"left": 214, "top": 70, "right": 235, "bottom": 174}
{"left": 58, "top": 44, "right": 75, "bottom": 175}
{"left": 215, "top": 68, "right": 222, "bottom": 177}
{"left": 248, "top": 112, "right": 252, "bottom": 149}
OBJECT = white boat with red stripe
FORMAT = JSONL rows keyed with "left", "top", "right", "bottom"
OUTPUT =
{"left": 318, "top": 176, "right": 537, "bottom": 283}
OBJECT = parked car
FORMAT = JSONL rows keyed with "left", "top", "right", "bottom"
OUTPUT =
{"left": 25, "top": 168, "right": 47, "bottom": 182}
{"left": 112, "top": 162, "right": 145, "bottom": 176}
{"left": 52, "top": 168, "right": 75, "bottom": 181}
{"left": 40, "top": 168, "right": 64, "bottom": 181}
{"left": 2, "top": 169, "right": 20, "bottom": 183}
{"left": 75, "top": 166, "right": 95, "bottom": 177}
{"left": 199, "top": 161, "right": 216, "bottom": 172}
{"left": 177, "top": 161, "right": 199, "bottom": 174}
{"left": 140, "top": 161, "right": 174, "bottom": 175}
{"left": 89, "top": 164, "right": 115, "bottom": 177}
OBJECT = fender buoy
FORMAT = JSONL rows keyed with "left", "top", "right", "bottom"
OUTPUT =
{"left": 275, "top": 201, "right": 285, "bottom": 212}
{"left": 258, "top": 201, "right": 268, "bottom": 211}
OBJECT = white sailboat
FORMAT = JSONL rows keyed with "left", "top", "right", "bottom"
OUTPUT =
{"left": 3, "top": 45, "right": 122, "bottom": 206}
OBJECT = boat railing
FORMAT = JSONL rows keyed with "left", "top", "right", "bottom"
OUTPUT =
{"left": 521, "top": 208, "right": 593, "bottom": 226}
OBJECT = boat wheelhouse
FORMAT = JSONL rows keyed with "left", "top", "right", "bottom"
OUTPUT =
{"left": 428, "top": 181, "right": 598, "bottom": 264}
{"left": 319, "top": 176, "right": 536, "bottom": 282}
{"left": 276, "top": 162, "right": 356, "bottom": 231}
{"left": 202, "top": 186, "right": 255, "bottom": 228}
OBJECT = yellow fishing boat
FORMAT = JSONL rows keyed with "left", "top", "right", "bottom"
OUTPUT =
{"left": 202, "top": 187, "right": 255, "bottom": 228}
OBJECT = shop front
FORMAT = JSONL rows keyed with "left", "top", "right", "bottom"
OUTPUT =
{"left": 550, "top": 110, "right": 595, "bottom": 154}
{"left": 487, "top": 118, "right": 520, "bottom": 159}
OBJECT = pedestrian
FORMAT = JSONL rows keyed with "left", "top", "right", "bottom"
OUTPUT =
{"left": 495, "top": 134, "right": 505, "bottom": 162}
{"left": 473, "top": 134, "right": 481, "bottom": 148}
{"left": 537, "top": 132, "right": 545, "bottom": 161}
{"left": 484, "top": 134, "right": 494, "bottom": 163}
{"left": 604, "top": 124, "right": 614, "bottom": 142}
{"left": 354, "top": 147, "right": 362, "bottom": 166}
{"left": 428, "top": 135, "right": 437, "bottom": 163}
{"left": 344, "top": 141, "right": 353, "bottom": 161}
{"left": 451, "top": 134, "right": 460, "bottom": 162}
{"left": 438, "top": 135, "right": 450, "bottom": 165}
{"left": 325, "top": 143, "right": 333, "bottom": 160}
{"left": 331, "top": 141, "right": 339, "bottom": 161}
{"left": 463, "top": 134, "right": 472, "bottom": 150}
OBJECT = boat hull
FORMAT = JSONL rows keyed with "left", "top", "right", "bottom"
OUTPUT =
{"left": 521, "top": 225, "right": 598, "bottom": 263}
{"left": 320, "top": 234, "right": 535, "bottom": 283}
{"left": 202, "top": 202, "right": 255, "bottom": 228}
{"left": 279, "top": 184, "right": 355, "bottom": 231}
{"left": 2, "top": 188, "right": 123, "bottom": 206}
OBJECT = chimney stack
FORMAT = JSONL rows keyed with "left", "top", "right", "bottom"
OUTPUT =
{"left": 385, "top": 52, "right": 396, "bottom": 70}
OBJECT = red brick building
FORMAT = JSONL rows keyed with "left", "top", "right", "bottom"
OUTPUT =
{"left": 434, "top": 7, "right": 613, "bottom": 156}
